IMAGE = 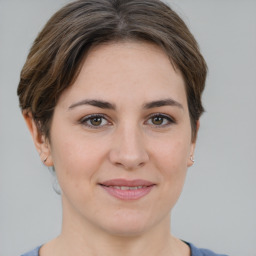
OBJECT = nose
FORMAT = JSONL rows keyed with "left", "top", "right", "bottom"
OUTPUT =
{"left": 109, "top": 124, "right": 149, "bottom": 170}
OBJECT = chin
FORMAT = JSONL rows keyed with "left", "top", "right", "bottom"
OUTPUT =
{"left": 98, "top": 210, "right": 158, "bottom": 237}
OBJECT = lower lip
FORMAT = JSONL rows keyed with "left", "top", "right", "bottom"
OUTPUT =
{"left": 100, "top": 185, "right": 154, "bottom": 200}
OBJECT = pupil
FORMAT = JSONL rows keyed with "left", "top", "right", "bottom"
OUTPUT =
{"left": 91, "top": 117, "right": 102, "bottom": 126}
{"left": 153, "top": 116, "right": 163, "bottom": 125}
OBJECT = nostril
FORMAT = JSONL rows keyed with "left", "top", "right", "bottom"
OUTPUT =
{"left": 138, "top": 162, "right": 146, "bottom": 168}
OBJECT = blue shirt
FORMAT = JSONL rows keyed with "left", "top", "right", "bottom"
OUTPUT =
{"left": 21, "top": 243, "right": 228, "bottom": 256}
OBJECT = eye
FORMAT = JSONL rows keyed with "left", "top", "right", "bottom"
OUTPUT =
{"left": 146, "top": 113, "right": 175, "bottom": 127}
{"left": 79, "top": 114, "right": 110, "bottom": 128}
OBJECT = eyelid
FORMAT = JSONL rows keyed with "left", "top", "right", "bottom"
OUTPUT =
{"left": 145, "top": 113, "right": 176, "bottom": 127}
{"left": 79, "top": 114, "right": 112, "bottom": 128}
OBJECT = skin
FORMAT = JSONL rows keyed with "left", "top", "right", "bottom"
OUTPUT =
{"left": 24, "top": 41, "right": 198, "bottom": 256}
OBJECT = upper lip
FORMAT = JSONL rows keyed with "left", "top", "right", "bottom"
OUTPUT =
{"left": 99, "top": 179, "right": 155, "bottom": 187}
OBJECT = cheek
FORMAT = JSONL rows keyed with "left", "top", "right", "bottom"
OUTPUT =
{"left": 151, "top": 134, "right": 191, "bottom": 195}
{"left": 50, "top": 137, "right": 109, "bottom": 213}
{"left": 49, "top": 131, "right": 106, "bottom": 189}
{"left": 153, "top": 137, "right": 191, "bottom": 172}
{"left": 147, "top": 136, "right": 191, "bottom": 215}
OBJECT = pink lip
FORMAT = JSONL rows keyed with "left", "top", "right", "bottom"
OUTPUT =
{"left": 99, "top": 179, "right": 155, "bottom": 201}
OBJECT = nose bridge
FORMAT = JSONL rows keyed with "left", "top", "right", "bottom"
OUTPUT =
{"left": 109, "top": 120, "right": 149, "bottom": 169}
{"left": 121, "top": 122, "right": 141, "bottom": 152}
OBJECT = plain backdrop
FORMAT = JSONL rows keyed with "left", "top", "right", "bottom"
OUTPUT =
{"left": 0, "top": 0, "right": 256, "bottom": 256}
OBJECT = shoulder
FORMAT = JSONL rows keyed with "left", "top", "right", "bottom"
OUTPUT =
{"left": 20, "top": 246, "right": 41, "bottom": 256}
{"left": 187, "top": 242, "right": 229, "bottom": 256}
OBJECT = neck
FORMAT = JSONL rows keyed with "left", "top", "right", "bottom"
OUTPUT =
{"left": 58, "top": 229, "right": 174, "bottom": 256}
{"left": 60, "top": 215, "right": 173, "bottom": 256}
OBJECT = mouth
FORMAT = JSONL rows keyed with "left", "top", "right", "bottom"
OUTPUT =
{"left": 99, "top": 179, "right": 155, "bottom": 200}
{"left": 102, "top": 185, "right": 148, "bottom": 190}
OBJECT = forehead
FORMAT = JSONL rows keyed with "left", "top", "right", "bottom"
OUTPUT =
{"left": 58, "top": 41, "right": 187, "bottom": 108}
{"left": 82, "top": 41, "right": 180, "bottom": 79}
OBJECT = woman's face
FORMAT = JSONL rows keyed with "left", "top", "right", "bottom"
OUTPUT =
{"left": 45, "top": 42, "right": 196, "bottom": 236}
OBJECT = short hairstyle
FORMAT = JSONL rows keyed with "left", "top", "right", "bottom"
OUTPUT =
{"left": 17, "top": 0, "right": 207, "bottom": 141}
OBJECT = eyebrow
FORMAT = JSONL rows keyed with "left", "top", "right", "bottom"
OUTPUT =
{"left": 68, "top": 99, "right": 116, "bottom": 110}
{"left": 68, "top": 98, "right": 183, "bottom": 111}
{"left": 143, "top": 98, "right": 183, "bottom": 110}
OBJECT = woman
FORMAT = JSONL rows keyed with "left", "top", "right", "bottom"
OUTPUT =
{"left": 18, "top": 0, "right": 227, "bottom": 255}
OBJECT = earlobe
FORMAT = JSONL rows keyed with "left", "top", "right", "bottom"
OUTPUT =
{"left": 187, "top": 120, "right": 200, "bottom": 167}
{"left": 187, "top": 149, "right": 195, "bottom": 167}
{"left": 22, "top": 110, "right": 53, "bottom": 166}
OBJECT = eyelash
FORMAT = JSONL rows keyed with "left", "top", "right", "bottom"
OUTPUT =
{"left": 79, "top": 114, "right": 111, "bottom": 129}
{"left": 145, "top": 113, "right": 176, "bottom": 128}
{"left": 79, "top": 113, "right": 175, "bottom": 129}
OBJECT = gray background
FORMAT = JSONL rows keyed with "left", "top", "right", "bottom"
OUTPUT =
{"left": 0, "top": 0, "right": 255, "bottom": 255}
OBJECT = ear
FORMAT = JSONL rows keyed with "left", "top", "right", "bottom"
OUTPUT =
{"left": 187, "top": 120, "right": 200, "bottom": 167}
{"left": 23, "top": 110, "right": 53, "bottom": 166}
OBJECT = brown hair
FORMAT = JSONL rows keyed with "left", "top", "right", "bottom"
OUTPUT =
{"left": 17, "top": 0, "right": 207, "bottom": 140}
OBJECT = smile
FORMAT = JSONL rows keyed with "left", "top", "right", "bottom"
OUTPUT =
{"left": 106, "top": 185, "right": 145, "bottom": 190}
{"left": 99, "top": 179, "right": 155, "bottom": 200}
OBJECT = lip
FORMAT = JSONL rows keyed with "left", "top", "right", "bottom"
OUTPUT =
{"left": 99, "top": 179, "right": 155, "bottom": 200}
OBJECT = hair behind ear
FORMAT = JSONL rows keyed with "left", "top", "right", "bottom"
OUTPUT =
{"left": 22, "top": 110, "right": 53, "bottom": 166}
